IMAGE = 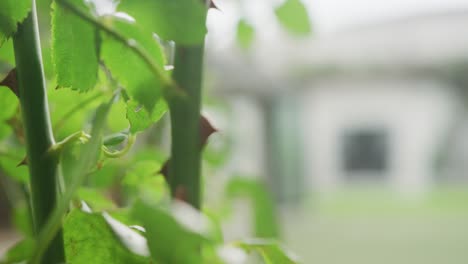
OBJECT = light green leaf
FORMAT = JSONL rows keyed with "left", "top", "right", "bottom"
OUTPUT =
{"left": 87, "top": 159, "right": 121, "bottom": 188}
{"left": 236, "top": 19, "right": 255, "bottom": 49}
{"left": 0, "top": 0, "right": 30, "bottom": 46}
{"left": 226, "top": 177, "right": 279, "bottom": 238}
{"left": 0, "top": 40, "right": 15, "bottom": 65}
{"left": 118, "top": 0, "right": 207, "bottom": 45}
{"left": 0, "top": 88, "right": 18, "bottom": 120}
{"left": 77, "top": 187, "right": 116, "bottom": 211}
{"left": 122, "top": 160, "right": 167, "bottom": 203}
{"left": 102, "top": 212, "right": 149, "bottom": 257}
{"left": 0, "top": 147, "right": 28, "bottom": 183}
{"left": 236, "top": 239, "right": 300, "bottom": 264}
{"left": 64, "top": 209, "right": 150, "bottom": 264}
{"left": 275, "top": 0, "right": 311, "bottom": 36}
{"left": 126, "top": 99, "right": 167, "bottom": 134}
{"left": 101, "top": 17, "right": 166, "bottom": 112}
{"left": 52, "top": 0, "right": 99, "bottom": 92}
{"left": 132, "top": 200, "right": 208, "bottom": 263}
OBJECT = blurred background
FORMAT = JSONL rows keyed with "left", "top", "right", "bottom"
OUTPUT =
{"left": 204, "top": 0, "right": 468, "bottom": 263}
{"left": 2, "top": 0, "right": 468, "bottom": 263}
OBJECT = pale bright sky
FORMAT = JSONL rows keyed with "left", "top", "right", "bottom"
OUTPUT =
{"left": 207, "top": 0, "right": 468, "bottom": 47}
{"left": 91, "top": 0, "right": 468, "bottom": 47}
{"left": 305, "top": 0, "right": 468, "bottom": 32}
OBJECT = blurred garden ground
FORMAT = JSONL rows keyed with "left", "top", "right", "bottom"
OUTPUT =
{"left": 281, "top": 187, "right": 468, "bottom": 264}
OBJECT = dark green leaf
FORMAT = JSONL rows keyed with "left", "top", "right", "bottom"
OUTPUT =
{"left": 275, "top": 0, "right": 311, "bottom": 36}
{"left": 64, "top": 209, "right": 150, "bottom": 264}
{"left": 237, "top": 239, "right": 300, "bottom": 264}
{"left": 126, "top": 99, "right": 167, "bottom": 134}
{"left": 236, "top": 19, "right": 255, "bottom": 49}
{"left": 118, "top": 0, "right": 207, "bottom": 45}
{"left": 103, "top": 131, "right": 128, "bottom": 146}
{"left": 0, "top": 0, "right": 30, "bottom": 46}
{"left": 52, "top": 0, "right": 98, "bottom": 91}
{"left": 101, "top": 17, "right": 166, "bottom": 112}
{"left": 132, "top": 200, "right": 208, "bottom": 263}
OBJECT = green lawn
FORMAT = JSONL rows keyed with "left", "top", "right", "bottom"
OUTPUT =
{"left": 281, "top": 186, "right": 468, "bottom": 264}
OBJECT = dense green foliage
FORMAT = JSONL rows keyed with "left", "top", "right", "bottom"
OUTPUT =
{"left": 0, "top": 0, "right": 31, "bottom": 45}
{"left": 0, "top": 0, "right": 311, "bottom": 263}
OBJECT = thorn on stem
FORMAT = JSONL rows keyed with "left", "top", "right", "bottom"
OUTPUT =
{"left": 17, "top": 156, "right": 28, "bottom": 167}
{"left": 209, "top": 0, "right": 220, "bottom": 10}
{"left": 0, "top": 69, "right": 20, "bottom": 98}
{"left": 157, "top": 115, "right": 217, "bottom": 180}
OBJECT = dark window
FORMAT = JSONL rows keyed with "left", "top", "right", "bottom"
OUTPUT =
{"left": 342, "top": 128, "right": 388, "bottom": 174}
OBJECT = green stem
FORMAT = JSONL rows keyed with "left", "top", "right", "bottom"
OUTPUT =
{"left": 12, "top": 1, "right": 65, "bottom": 263}
{"left": 102, "top": 134, "right": 135, "bottom": 158}
{"left": 169, "top": 44, "right": 205, "bottom": 208}
{"left": 30, "top": 92, "right": 118, "bottom": 264}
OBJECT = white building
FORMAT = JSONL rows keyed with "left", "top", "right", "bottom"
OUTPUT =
{"left": 207, "top": 10, "right": 468, "bottom": 199}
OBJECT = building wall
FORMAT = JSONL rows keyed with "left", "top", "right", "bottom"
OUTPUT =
{"left": 301, "top": 78, "right": 456, "bottom": 195}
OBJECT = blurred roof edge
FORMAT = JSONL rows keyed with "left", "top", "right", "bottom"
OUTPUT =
{"left": 207, "top": 9, "right": 468, "bottom": 95}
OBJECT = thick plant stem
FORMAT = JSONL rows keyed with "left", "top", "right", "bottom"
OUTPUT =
{"left": 169, "top": 44, "right": 205, "bottom": 209}
{"left": 12, "top": 1, "right": 65, "bottom": 263}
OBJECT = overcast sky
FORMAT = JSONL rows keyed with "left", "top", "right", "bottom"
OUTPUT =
{"left": 306, "top": 0, "right": 468, "bottom": 32}
{"left": 207, "top": 0, "right": 468, "bottom": 47}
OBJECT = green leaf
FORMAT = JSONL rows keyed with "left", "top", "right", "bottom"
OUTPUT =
{"left": 236, "top": 239, "right": 300, "bottom": 264}
{"left": 132, "top": 200, "right": 209, "bottom": 263}
{"left": 106, "top": 98, "right": 130, "bottom": 132}
{"left": 0, "top": 86, "right": 18, "bottom": 120}
{"left": 122, "top": 160, "right": 167, "bottom": 203}
{"left": 49, "top": 88, "right": 103, "bottom": 139}
{"left": 12, "top": 201, "right": 33, "bottom": 236}
{"left": 236, "top": 19, "right": 255, "bottom": 49}
{"left": 226, "top": 177, "right": 280, "bottom": 238}
{"left": 0, "top": 147, "right": 29, "bottom": 183}
{"left": 77, "top": 187, "right": 116, "bottom": 211}
{"left": 275, "top": 0, "right": 311, "bottom": 36}
{"left": 64, "top": 209, "right": 150, "bottom": 264}
{"left": 103, "top": 131, "right": 128, "bottom": 146}
{"left": 0, "top": 0, "right": 30, "bottom": 46}
{"left": 118, "top": 0, "right": 207, "bottom": 45}
{"left": 52, "top": 0, "right": 99, "bottom": 92}
{"left": 1, "top": 238, "right": 35, "bottom": 263}
{"left": 101, "top": 16, "right": 166, "bottom": 112}
{"left": 126, "top": 99, "right": 167, "bottom": 134}
{"left": 87, "top": 159, "right": 121, "bottom": 188}
{"left": 0, "top": 40, "right": 15, "bottom": 65}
